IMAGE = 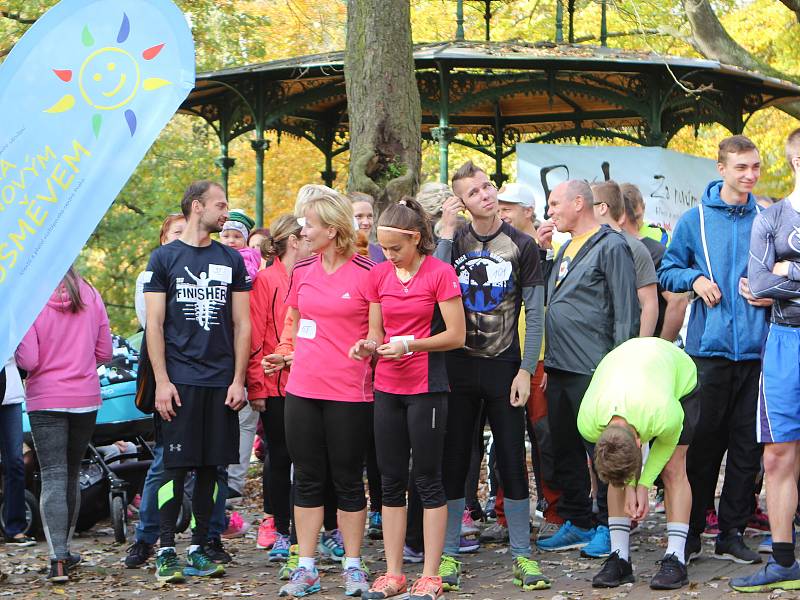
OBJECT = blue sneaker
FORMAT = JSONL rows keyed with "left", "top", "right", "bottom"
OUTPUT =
{"left": 581, "top": 525, "right": 611, "bottom": 558}
{"left": 730, "top": 556, "right": 800, "bottom": 592}
{"left": 269, "top": 534, "right": 291, "bottom": 562}
{"left": 537, "top": 521, "right": 594, "bottom": 552}
{"left": 758, "top": 535, "right": 773, "bottom": 554}
{"left": 367, "top": 511, "right": 383, "bottom": 540}
{"left": 279, "top": 566, "right": 321, "bottom": 597}
{"left": 318, "top": 529, "right": 345, "bottom": 562}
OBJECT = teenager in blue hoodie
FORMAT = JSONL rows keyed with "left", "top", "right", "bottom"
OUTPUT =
{"left": 659, "top": 135, "right": 770, "bottom": 566}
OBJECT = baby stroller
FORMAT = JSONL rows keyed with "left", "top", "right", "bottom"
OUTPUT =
{"left": 5, "top": 335, "right": 190, "bottom": 543}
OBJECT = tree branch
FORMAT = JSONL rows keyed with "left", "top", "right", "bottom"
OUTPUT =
{"left": 0, "top": 10, "right": 37, "bottom": 24}
{"left": 119, "top": 201, "right": 145, "bottom": 215}
{"left": 573, "top": 29, "right": 662, "bottom": 43}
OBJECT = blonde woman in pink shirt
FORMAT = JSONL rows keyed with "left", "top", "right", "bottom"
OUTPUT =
{"left": 15, "top": 267, "right": 112, "bottom": 583}
{"left": 277, "top": 186, "right": 374, "bottom": 598}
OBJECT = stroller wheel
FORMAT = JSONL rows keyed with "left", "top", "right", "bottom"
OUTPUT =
{"left": 176, "top": 497, "right": 192, "bottom": 534}
{"left": 111, "top": 496, "right": 127, "bottom": 543}
{"left": 0, "top": 490, "right": 41, "bottom": 538}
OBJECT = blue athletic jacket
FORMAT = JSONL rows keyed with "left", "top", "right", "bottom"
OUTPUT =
{"left": 658, "top": 180, "right": 768, "bottom": 361}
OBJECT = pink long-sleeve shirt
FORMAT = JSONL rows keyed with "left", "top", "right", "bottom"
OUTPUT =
{"left": 15, "top": 279, "right": 113, "bottom": 411}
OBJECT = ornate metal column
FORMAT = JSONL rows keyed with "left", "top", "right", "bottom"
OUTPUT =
{"left": 455, "top": 0, "right": 465, "bottom": 40}
{"left": 491, "top": 103, "right": 508, "bottom": 187}
{"left": 251, "top": 132, "right": 269, "bottom": 227}
{"left": 214, "top": 143, "right": 236, "bottom": 196}
{"left": 431, "top": 65, "right": 457, "bottom": 184}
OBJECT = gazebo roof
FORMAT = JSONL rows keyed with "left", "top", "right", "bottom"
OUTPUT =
{"left": 180, "top": 40, "right": 800, "bottom": 149}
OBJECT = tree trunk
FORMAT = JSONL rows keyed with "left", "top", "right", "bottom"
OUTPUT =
{"left": 683, "top": 0, "right": 800, "bottom": 119}
{"left": 344, "top": 0, "right": 421, "bottom": 214}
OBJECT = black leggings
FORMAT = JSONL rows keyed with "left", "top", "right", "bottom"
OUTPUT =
{"left": 262, "top": 397, "right": 292, "bottom": 535}
{"left": 374, "top": 391, "right": 448, "bottom": 509}
{"left": 262, "top": 397, "right": 341, "bottom": 536}
{"left": 365, "top": 404, "right": 383, "bottom": 512}
{"left": 285, "top": 393, "right": 370, "bottom": 512}
{"left": 442, "top": 355, "right": 529, "bottom": 501}
{"left": 159, "top": 465, "right": 216, "bottom": 548}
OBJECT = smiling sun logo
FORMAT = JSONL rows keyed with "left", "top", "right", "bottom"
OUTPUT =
{"left": 44, "top": 13, "right": 171, "bottom": 138}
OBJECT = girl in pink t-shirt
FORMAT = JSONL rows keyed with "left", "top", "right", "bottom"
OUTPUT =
{"left": 279, "top": 185, "right": 373, "bottom": 598}
{"left": 349, "top": 198, "right": 465, "bottom": 600}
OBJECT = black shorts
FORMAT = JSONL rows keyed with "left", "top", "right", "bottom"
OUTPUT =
{"left": 155, "top": 384, "right": 239, "bottom": 469}
{"left": 677, "top": 383, "right": 700, "bottom": 446}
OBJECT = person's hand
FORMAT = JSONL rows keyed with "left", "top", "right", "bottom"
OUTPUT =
{"left": 773, "top": 261, "right": 791, "bottom": 277}
{"left": 739, "top": 277, "right": 773, "bottom": 307}
{"left": 377, "top": 341, "right": 407, "bottom": 360}
{"left": 537, "top": 220, "right": 555, "bottom": 250}
{"left": 692, "top": 275, "right": 722, "bottom": 308}
{"left": 249, "top": 397, "right": 266, "bottom": 412}
{"left": 624, "top": 484, "right": 650, "bottom": 521}
{"left": 155, "top": 381, "right": 181, "bottom": 422}
{"left": 439, "top": 196, "right": 465, "bottom": 239}
{"left": 225, "top": 381, "right": 247, "bottom": 412}
{"left": 349, "top": 339, "right": 377, "bottom": 360}
{"left": 540, "top": 371, "right": 548, "bottom": 392}
{"left": 263, "top": 353, "right": 286, "bottom": 375}
{"left": 510, "top": 369, "right": 531, "bottom": 407}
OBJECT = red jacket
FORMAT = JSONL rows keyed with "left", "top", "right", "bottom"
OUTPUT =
{"left": 247, "top": 256, "right": 291, "bottom": 398}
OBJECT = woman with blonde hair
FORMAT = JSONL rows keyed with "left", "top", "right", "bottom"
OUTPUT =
{"left": 275, "top": 185, "right": 375, "bottom": 598}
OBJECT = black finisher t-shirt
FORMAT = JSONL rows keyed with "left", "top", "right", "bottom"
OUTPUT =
{"left": 143, "top": 239, "right": 252, "bottom": 387}
{"left": 450, "top": 221, "right": 543, "bottom": 361}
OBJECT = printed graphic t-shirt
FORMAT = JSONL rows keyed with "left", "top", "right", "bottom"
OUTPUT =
{"left": 555, "top": 226, "right": 600, "bottom": 286}
{"left": 450, "top": 221, "right": 543, "bottom": 360}
{"left": 285, "top": 253, "right": 375, "bottom": 402}
{"left": 365, "top": 256, "right": 461, "bottom": 395}
{"left": 144, "top": 240, "right": 252, "bottom": 387}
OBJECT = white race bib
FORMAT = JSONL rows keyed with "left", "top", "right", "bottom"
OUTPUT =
{"left": 208, "top": 264, "right": 233, "bottom": 284}
{"left": 298, "top": 319, "right": 317, "bottom": 339}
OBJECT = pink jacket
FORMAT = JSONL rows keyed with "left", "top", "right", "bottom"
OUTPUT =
{"left": 15, "top": 279, "right": 113, "bottom": 411}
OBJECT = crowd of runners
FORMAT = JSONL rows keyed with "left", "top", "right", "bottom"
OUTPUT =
{"left": 3, "top": 129, "right": 800, "bottom": 598}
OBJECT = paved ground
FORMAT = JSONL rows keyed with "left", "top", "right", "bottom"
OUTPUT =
{"left": 0, "top": 503, "right": 791, "bottom": 600}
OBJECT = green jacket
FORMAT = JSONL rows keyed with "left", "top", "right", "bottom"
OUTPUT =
{"left": 578, "top": 337, "right": 697, "bottom": 487}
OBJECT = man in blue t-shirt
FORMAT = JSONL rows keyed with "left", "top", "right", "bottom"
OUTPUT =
{"left": 144, "top": 181, "right": 251, "bottom": 583}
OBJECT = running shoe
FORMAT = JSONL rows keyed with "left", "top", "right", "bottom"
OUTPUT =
{"left": 257, "top": 515, "right": 278, "bottom": 549}
{"left": 592, "top": 551, "right": 634, "bottom": 588}
{"left": 438, "top": 555, "right": 461, "bottom": 591}
{"left": 362, "top": 572, "right": 407, "bottom": 599}
{"left": 270, "top": 534, "right": 292, "bottom": 562}
{"left": 730, "top": 556, "right": 800, "bottom": 592}
{"left": 536, "top": 520, "right": 561, "bottom": 542}
{"left": 184, "top": 547, "right": 225, "bottom": 577}
{"left": 222, "top": 511, "right": 250, "bottom": 539}
{"left": 758, "top": 535, "right": 773, "bottom": 554}
{"left": 461, "top": 509, "right": 480, "bottom": 536}
{"left": 653, "top": 489, "right": 666, "bottom": 514}
{"left": 343, "top": 564, "right": 370, "bottom": 597}
{"left": 746, "top": 506, "right": 771, "bottom": 535}
{"left": 205, "top": 538, "right": 232, "bottom": 564}
{"left": 409, "top": 575, "right": 444, "bottom": 600}
{"left": 368, "top": 511, "right": 383, "bottom": 540}
{"left": 458, "top": 535, "right": 480, "bottom": 553}
{"left": 479, "top": 521, "right": 509, "bottom": 543}
{"left": 537, "top": 521, "right": 594, "bottom": 552}
{"left": 581, "top": 525, "right": 611, "bottom": 558}
{"left": 5, "top": 534, "right": 36, "bottom": 547}
{"left": 279, "top": 566, "right": 321, "bottom": 597}
{"left": 46, "top": 560, "right": 69, "bottom": 584}
{"left": 403, "top": 545, "right": 424, "bottom": 564}
{"left": 484, "top": 496, "right": 497, "bottom": 520}
{"left": 66, "top": 553, "right": 81, "bottom": 569}
{"left": 318, "top": 529, "right": 345, "bottom": 561}
{"left": 685, "top": 534, "right": 703, "bottom": 563}
{"left": 512, "top": 556, "right": 551, "bottom": 590}
{"left": 650, "top": 553, "right": 688, "bottom": 590}
{"left": 279, "top": 545, "right": 299, "bottom": 580}
{"left": 155, "top": 548, "right": 185, "bottom": 583}
{"left": 124, "top": 540, "right": 154, "bottom": 568}
{"left": 702, "top": 509, "right": 720, "bottom": 538}
{"left": 714, "top": 530, "right": 762, "bottom": 564}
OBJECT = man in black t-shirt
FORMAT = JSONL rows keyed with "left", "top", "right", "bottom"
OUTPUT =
{"left": 144, "top": 180, "right": 251, "bottom": 583}
{"left": 434, "top": 161, "right": 550, "bottom": 592}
